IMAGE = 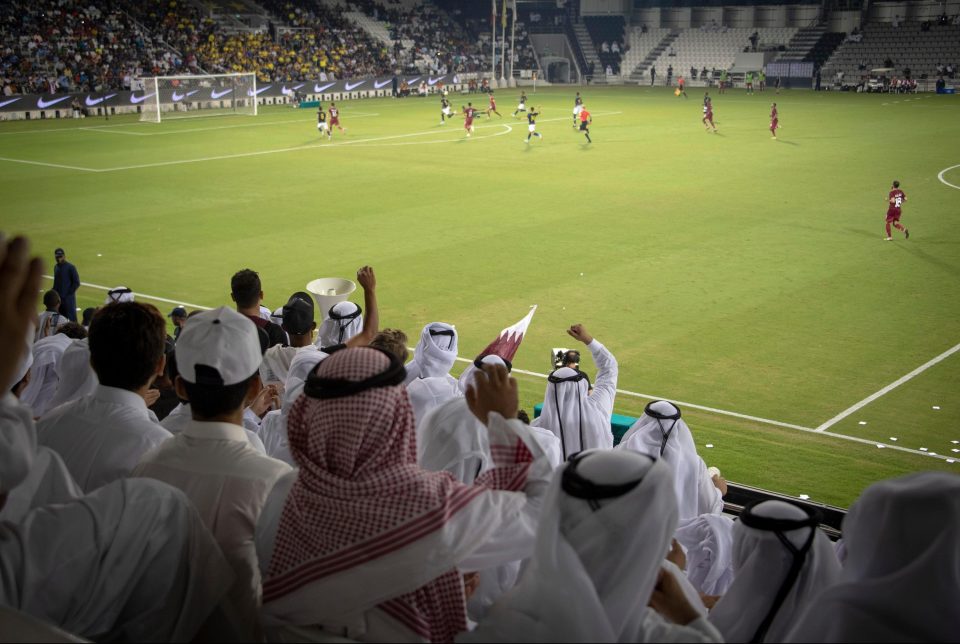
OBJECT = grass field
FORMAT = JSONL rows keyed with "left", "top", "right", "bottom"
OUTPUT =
{"left": 2, "top": 85, "right": 959, "bottom": 507}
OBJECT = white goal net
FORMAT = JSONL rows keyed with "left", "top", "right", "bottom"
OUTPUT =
{"left": 138, "top": 73, "right": 258, "bottom": 123}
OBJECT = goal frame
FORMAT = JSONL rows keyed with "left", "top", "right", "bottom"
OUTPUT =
{"left": 138, "top": 72, "right": 258, "bottom": 123}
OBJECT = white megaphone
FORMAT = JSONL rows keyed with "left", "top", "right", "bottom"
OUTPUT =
{"left": 306, "top": 277, "right": 357, "bottom": 320}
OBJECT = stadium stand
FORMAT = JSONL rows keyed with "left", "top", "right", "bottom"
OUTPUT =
{"left": 624, "top": 26, "right": 675, "bottom": 82}
{"left": 349, "top": 0, "right": 487, "bottom": 74}
{"left": 583, "top": 15, "right": 626, "bottom": 77}
{"left": 0, "top": 0, "right": 199, "bottom": 95}
{"left": 822, "top": 21, "right": 960, "bottom": 89}
{"left": 645, "top": 27, "right": 797, "bottom": 85}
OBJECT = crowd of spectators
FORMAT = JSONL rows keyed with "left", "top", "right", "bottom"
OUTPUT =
{"left": 3, "top": 231, "right": 959, "bottom": 642}
{"left": 352, "top": 0, "right": 487, "bottom": 74}
{"left": 1, "top": 0, "right": 200, "bottom": 96}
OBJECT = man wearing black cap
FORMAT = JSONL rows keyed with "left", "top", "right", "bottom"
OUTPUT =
{"left": 52, "top": 248, "right": 80, "bottom": 322}
{"left": 168, "top": 306, "right": 187, "bottom": 342}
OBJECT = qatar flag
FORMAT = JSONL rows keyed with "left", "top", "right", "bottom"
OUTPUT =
{"left": 477, "top": 305, "right": 537, "bottom": 364}
{"left": 458, "top": 306, "right": 537, "bottom": 392}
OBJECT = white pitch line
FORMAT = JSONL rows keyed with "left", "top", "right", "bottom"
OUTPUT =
{"left": 816, "top": 342, "right": 960, "bottom": 432}
{"left": 450, "top": 359, "right": 957, "bottom": 461}
{"left": 51, "top": 275, "right": 954, "bottom": 462}
{"left": 0, "top": 156, "right": 98, "bottom": 172}
{"left": 938, "top": 164, "right": 960, "bottom": 190}
{"left": 83, "top": 113, "right": 382, "bottom": 137}
{"left": 78, "top": 127, "right": 150, "bottom": 136}
{"left": 42, "top": 276, "right": 213, "bottom": 310}
{"left": 3, "top": 111, "right": 623, "bottom": 173}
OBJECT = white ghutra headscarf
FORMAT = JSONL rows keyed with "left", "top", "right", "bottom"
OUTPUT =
{"left": 464, "top": 449, "right": 713, "bottom": 642}
{"left": 531, "top": 367, "right": 610, "bottom": 459}
{"left": 404, "top": 322, "right": 458, "bottom": 385}
{"left": 617, "top": 400, "right": 722, "bottom": 521}
{"left": 709, "top": 500, "right": 840, "bottom": 643}
{"left": 785, "top": 472, "right": 960, "bottom": 643}
{"left": 317, "top": 301, "right": 362, "bottom": 348}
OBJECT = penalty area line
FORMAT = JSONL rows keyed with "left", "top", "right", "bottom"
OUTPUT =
{"left": 0, "top": 156, "right": 98, "bottom": 172}
{"left": 815, "top": 342, "right": 960, "bottom": 432}
{"left": 44, "top": 281, "right": 956, "bottom": 462}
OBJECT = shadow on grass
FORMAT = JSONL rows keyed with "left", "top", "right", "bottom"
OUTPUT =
{"left": 895, "top": 243, "right": 960, "bottom": 278}
{"left": 777, "top": 140, "right": 799, "bottom": 146}
{"left": 843, "top": 227, "right": 881, "bottom": 239}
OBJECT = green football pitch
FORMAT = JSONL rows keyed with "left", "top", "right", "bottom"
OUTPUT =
{"left": 2, "top": 86, "right": 959, "bottom": 507}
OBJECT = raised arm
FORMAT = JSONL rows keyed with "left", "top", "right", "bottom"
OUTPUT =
{"left": 345, "top": 265, "right": 379, "bottom": 348}
{"left": 568, "top": 324, "right": 618, "bottom": 417}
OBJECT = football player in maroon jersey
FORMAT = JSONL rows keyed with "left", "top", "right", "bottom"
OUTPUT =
{"left": 885, "top": 180, "right": 909, "bottom": 240}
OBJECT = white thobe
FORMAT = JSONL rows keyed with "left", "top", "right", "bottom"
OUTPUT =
{"left": 37, "top": 385, "right": 173, "bottom": 492}
{"left": 257, "top": 408, "right": 294, "bottom": 466}
{"left": 0, "top": 446, "right": 81, "bottom": 523}
{"left": 0, "top": 478, "right": 234, "bottom": 641}
{"left": 161, "top": 402, "right": 267, "bottom": 454}
{"left": 20, "top": 333, "right": 72, "bottom": 417}
{"left": 0, "top": 393, "right": 35, "bottom": 494}
{"left": 532, "top": 339, "right": 618, "bottom": 458}
{"left": 256, "top": 414, "right": 553, "bottom": 642}
{"left": 133, "top": 420, "right": 293, "bottom": 640}
{"left": 616, "top": 405, "right": 723, "bottom": 522}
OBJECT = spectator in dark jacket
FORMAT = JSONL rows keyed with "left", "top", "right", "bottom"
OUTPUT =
{"left": 52, "top": 248, "right": 80, "bottom": 322}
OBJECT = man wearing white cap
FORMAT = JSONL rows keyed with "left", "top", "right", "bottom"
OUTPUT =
{"left": 463, "top": 449, "right": 723, "bottom": 642}
{"left": 38, "top": 302, "right": 172, "bottom": 492}
{"left": 532, "top": 324, "right": 619, "bottom": 459}
{"left": 616, "top": 400, "right": 725, "bottom": 521}
{"left": 134, "top": 307, "right": 293, "bottom": 639}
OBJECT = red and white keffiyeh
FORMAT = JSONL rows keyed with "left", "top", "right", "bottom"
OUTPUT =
{"left": 263, "top": 348, "right": 533, "bottom": 642}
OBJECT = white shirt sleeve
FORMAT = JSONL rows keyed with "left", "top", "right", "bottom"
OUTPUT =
{"left": 0, "top": 393, "right": 36, "bottom": 495}
{"left": 586, "top": 339, "right": 618, "bottom": 419}
{"left": 453, "top": 414, "right": 554, "bottom": 572}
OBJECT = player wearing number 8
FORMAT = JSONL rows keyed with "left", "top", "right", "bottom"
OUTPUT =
{"left": 885, "top": 180, "right": 909, "bottom": 241}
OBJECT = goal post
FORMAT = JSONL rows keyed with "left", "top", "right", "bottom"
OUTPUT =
{"left": 138, "top": 72, "right": 258, "bottom": 122}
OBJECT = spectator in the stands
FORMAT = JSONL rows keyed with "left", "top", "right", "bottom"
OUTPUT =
{"left": 785, "top": 472, "right": 960, "bottom": 642}
{"left": 892, "top": 14, "right": 901, "bottom": 28}
{"left": 38, "top": 302, "right": 173, "bottom": 492}
{"left": 231, "top": 269, "right": 287, "bottom": 349}
{"left": 36, "top": 290, "right": 66, "bottom": 341}
{"left": 52, "top": 248, "right": 79, "bottom": 322}
{"left": 133, "top": 306, "right": 293, "bottom": 640}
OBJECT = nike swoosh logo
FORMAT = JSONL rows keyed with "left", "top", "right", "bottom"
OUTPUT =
{"left": 85, "top": 93, "right": 118, "bottom": 106}
{"left": 211, "top": 89, "right": 233, "bottom": 99}
{"left": 407, "top": 77, "right": 421, "bottom": 84}
{"left": 345, "top": 81, "right": 366, "bottom": 91}
{"left": 171, "top": 90, "right": 199, "bottom": 101}
{"left": 247, "top": 85, "right": 271, "bottom": 97}
{"left": 130, "top": 92, "right": 156, "bottom": 104}
{"left": 374, "top": 79, "right": 392, "bottom": 89}
{"left": 37, "top": 96, "right": 72, "bottom": 109}
{"left": 428, "top": 77, "right": 442, "bottom": 85}
{"left": 314, "top": 82, "right": 336, "bottom": 93}
{"left": 0, "top": 97, "right": 22, "bottom": 108}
